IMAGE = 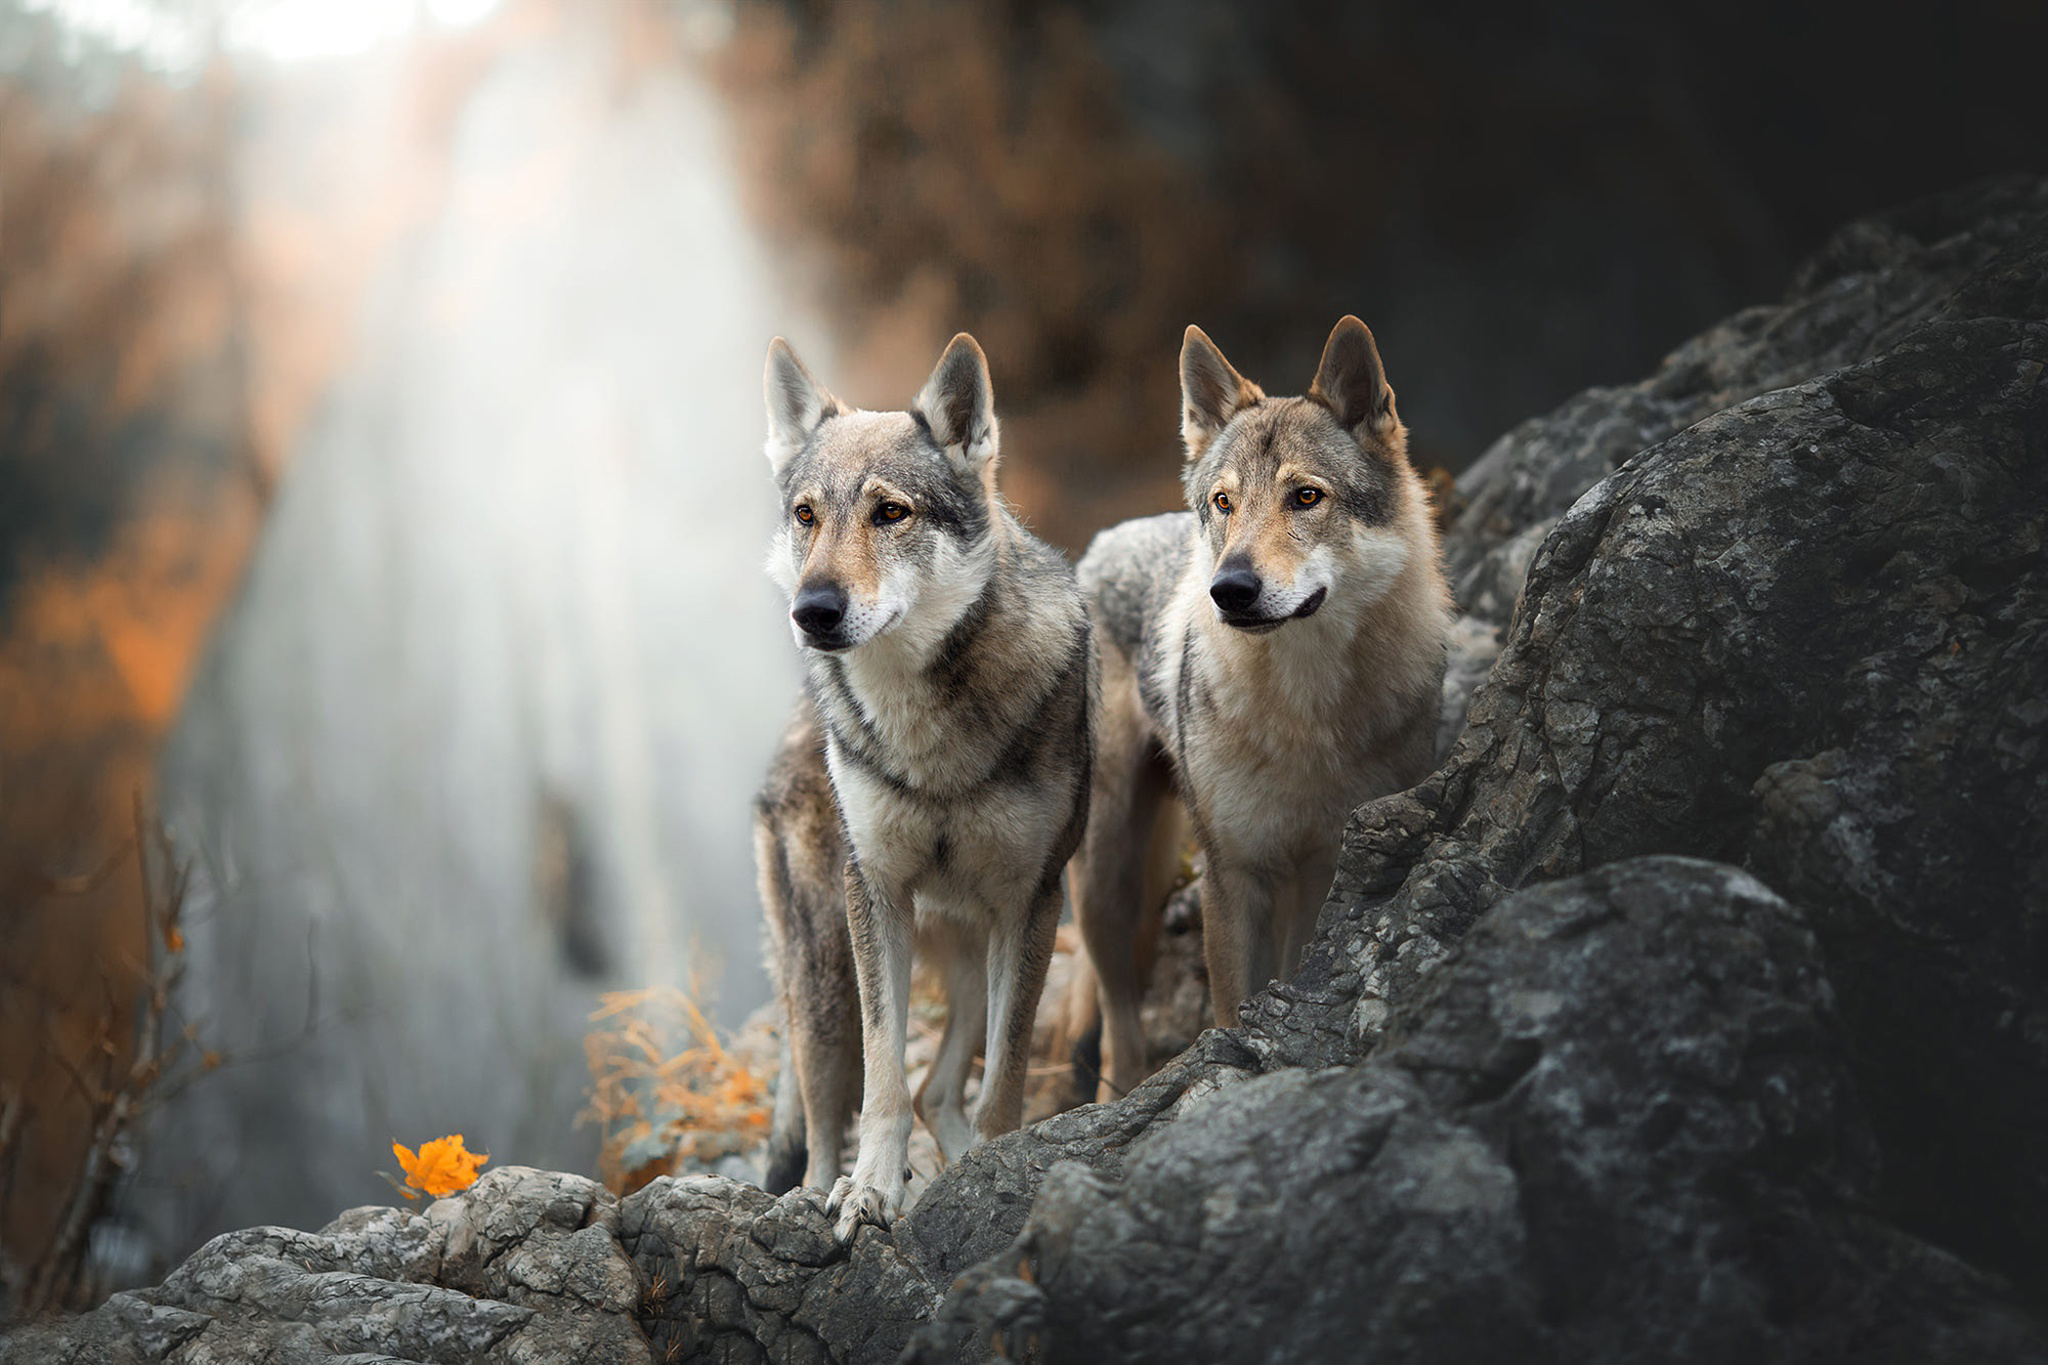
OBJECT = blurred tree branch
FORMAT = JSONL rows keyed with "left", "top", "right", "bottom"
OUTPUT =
{"left": 0, "top": 797, "right": 216, "bottom": 1322}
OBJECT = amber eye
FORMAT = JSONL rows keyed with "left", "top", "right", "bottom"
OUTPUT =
{"left": 1294, "top": 486, "right": 1324, "bottom": 507}
{"left": 875, "top": 501, "right": 910, "bottom": 525}
{"left": 1213, "top": 491, "right": 1233, "bottom": 514}
{"left": 794, "top": 504, "right": 814, "bottom": 525}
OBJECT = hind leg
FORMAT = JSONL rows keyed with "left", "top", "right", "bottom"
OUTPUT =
{"left": 754, "top": 707, "right": 859, "bottom": 1193}
{"left": 977, "top": 873, "right": 1064, "bottom": 1140}
{"left": 764, "top": 837, "right": 861, "bottom": 1192}
{"left": 913, "top": 916, "right": 987, "bottom": 1164}
{"left": 764, "top": 1031, "right": 807, "bottom": 1193}
{"left": 1059, "top": 946, "right": 1104, "bottom": 1106}
{"left": 792, "top": 964, "right": 862, "bottom": 1190}
{"left": 1070, "top": 647, "right": 1169, "bottom": 1101}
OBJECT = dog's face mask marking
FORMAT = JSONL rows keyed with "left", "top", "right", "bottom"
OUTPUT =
{"left": 761, "top": 336, "right": 999, "bottom": 653}
{"left": 1179, "top": 318, "right": 1414, "bottom": 630}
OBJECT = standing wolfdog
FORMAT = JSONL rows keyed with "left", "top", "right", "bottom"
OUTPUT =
{"left": 1070, "top": 316, "right": 1452, "bottom": 1100}
{"left": 755, "top": 333, "right": 1093, "bottom": 1241}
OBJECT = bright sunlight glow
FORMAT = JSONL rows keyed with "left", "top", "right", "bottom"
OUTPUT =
{"left": 22, "top": 0, "right": 506, "bottom": 71}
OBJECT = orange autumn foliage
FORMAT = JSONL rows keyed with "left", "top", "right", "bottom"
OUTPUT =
{"left": 581, "top": 986, "right": 771, "bottom": 1196}
{"left": 391, "top": 1134, "right": 490, "bottom": 1200}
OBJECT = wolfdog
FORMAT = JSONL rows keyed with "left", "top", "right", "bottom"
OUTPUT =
{"left": 1069, "top": 316, "right": 1452, "bottom": 1100}
{"left": 755, "top": 334, "right": 1093, "bottom": 1241}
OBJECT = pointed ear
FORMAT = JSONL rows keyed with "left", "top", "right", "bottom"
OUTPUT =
{"left": 764, "top": 337, "right": 842, "bottom": 477}
{"left": 1308, "top": 315, "right": 1397, "bottom": 438}
{"left": 1180, "top": 325, "right": 1262, "bottom": 461}
{"left": 914, "top": 333, "right": 999, "bottom": 469}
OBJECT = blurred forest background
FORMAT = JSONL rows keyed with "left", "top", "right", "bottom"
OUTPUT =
{"left": 2, "top": 0, "right": 2043, "bottom": 1315}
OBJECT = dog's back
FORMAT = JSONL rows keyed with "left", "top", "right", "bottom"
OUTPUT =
{"left": 1080, "top": 511, "right": 1192, "bottom": 721}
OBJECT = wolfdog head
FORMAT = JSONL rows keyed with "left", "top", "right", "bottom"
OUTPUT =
{"left": 1179, "top": 316, "right": 1421, "bottom": 633}
{"left": 762, "top": 334, "right": 1001, "bottom": 655}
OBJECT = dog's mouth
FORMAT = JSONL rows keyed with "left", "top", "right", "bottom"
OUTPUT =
{"left": 796, "top": 607, "right": 900, "bottom": 653}
{"left": 1220, "top": 587, "right": 1327, "bottom": 634}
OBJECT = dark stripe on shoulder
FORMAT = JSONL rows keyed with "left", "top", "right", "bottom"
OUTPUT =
{"left": 813, "top": 655, "right": 886, "bottom": 753}
{"left": 825, "top": 720, "right": 920, "bottom": 798}
{"left": 977, "top": 622, "right": 1091, "bottom": 792}
{"left": 924, "top": 573, "right": 997, "bottom": 688}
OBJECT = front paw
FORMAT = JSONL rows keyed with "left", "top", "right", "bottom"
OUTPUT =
{"left": 825, "top": 1171, "right": 905, "bottom": 1244}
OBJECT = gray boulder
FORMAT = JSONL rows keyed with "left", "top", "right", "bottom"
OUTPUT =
{"left": 1, "top": 1169, "right": 651, "bottom": 1365}
{"left": 1249, "top": 174, "right": 2048, "bottom": 1296}
{"left": 1448, "top": 173, "right": 2048, "bottom": 619}
{"left": 912, "top": 860, "right": 2046, "bottom": 1363}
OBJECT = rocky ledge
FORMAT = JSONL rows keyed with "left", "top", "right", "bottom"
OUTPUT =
{"left": 7, "top": 175, "right": 2045, "bottom": 1363}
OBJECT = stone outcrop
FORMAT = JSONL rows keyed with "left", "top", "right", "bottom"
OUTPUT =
{"left": 910, "top": 860, "right": 2046, "bottom": 1363}
{"left": 1, "top": 1168, "right": 650, "bottom": 1364}
{"left": 1247, "top": 173, "right": 2048, "bottom": 1297}
{"left": 8, "top": 176, "right": 2043, "bottom": 1363}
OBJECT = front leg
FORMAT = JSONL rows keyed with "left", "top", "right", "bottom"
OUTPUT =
{"left": 976, "top": 873, "right": 1064, "bottom": 1140}
{"left": 913, "top": 916, "right": 987, "bottom": 1164}
{"left": 827, "top": 859, "right": 914, "bottom": 1243}
{"left": 1200, "top": 857, "right": 1278, "bottom": 1029}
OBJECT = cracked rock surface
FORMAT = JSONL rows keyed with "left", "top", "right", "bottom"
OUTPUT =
{"left": 8, "top": 176, "right": 2045, "bottom": 1363}
{"left": 1, "top": 1168, "right": 651, "bottom": 1364}
{"left": 912, "top": 861, "right": 2046, "bottom": 1364}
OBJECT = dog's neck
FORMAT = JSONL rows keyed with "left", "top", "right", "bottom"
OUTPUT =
{"left": 819, "top": 527, "right": 1002, "bottom": 730}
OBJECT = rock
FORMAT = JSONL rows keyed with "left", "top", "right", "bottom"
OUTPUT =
{"left": 1435, "top": 612, "right": 1505, "bottom": 764}
{"left": 912, "top": 861, "right": 2047, "bottom": 1363}
{"left": 616, "top": 1030, "right": 1266, "bottom": 1364}
{"left": 2, "top": 1169, "right": 652, "bottom": 1364}
{"left": 1247, "top": 176, "right": 2048, "bottom": 1294}
{"left": 1448, "top": 172, "right": 2048, "bottom": 620}
{"left": 916, "top": 172, "right": 2048, "bottom": 1354}
{"left": 622, "top": 1177, "right": 934, "bottom": 1365}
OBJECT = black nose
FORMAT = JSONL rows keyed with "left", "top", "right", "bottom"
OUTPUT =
{"left": 1210, "top": 567, "right": 1262, "bottom": 614}
{"left": 792, "top": 583, "right": 847, "bottom": 638}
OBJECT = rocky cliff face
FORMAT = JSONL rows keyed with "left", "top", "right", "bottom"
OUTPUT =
{"left": 8, "top": 176, "right": 2044, "bottom": 1364}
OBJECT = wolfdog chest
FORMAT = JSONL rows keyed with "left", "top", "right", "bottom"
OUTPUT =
{"left": 1147, "top": 574, "right": 1434, "bottom": 860}
{"left": 810, "top": 609, "right": 1092, "bottom": 912}
{"left": 1170, "top": 649, "right": 1374, "bottom": 849}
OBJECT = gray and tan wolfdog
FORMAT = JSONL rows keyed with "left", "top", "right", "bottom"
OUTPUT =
{"left": 1069, "top": 315, "right": 1452, "bottom": 1100}
{"left": 754, "top": 333, "right": 1093, "bottom": 1241}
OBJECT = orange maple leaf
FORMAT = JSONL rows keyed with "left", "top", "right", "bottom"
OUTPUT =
{"left": 392, "top": 1134, "right": 490, "bottom": 1199}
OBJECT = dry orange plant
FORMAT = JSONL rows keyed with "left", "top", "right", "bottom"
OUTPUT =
{"left": 580, "top": 985, "right": 771, "bottom": 1196}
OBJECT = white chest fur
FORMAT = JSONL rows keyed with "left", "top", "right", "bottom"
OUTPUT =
{"left": 1157, "top": 552, "right": 1438, "bottom": 863}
